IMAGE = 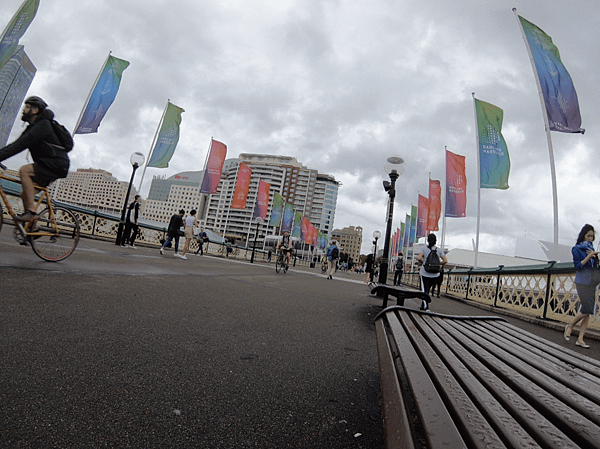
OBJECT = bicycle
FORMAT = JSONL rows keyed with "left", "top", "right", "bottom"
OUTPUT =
{"left": 0, "top": 163, "right": 80, "bottom": 262}
{"left": 275, "top": 248, "right": 290, "bottom": 273}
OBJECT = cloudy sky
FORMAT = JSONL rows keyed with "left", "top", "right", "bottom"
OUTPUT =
{"left": 2, "top": 0, "right": 599, "bottom": 257}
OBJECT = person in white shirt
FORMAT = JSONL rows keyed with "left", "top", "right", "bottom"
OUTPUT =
{"left": 180, "top": 209, "right": 199, "bottom": 260}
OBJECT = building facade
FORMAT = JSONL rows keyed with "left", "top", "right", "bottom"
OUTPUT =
{"left": 52, "top": 168, "right": 138, "bottom": 216}
{"left": 143, "top": 171, "right": 204, "bottom": 223}
{"left": 331, "top": 225, "right": 363, "bottom": 263}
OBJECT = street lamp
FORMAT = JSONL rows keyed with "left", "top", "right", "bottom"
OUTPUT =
{"left": 372, "top": 230, "right": 381, "bottom": 255}
{"left": 115, "top": 152, "right": 145, "bottom": 245}
{"left": 379, "top": 156, "right": 406, "bottom": 285}
{"left": 250, "top": 217, "right": 264, "bottom": 263}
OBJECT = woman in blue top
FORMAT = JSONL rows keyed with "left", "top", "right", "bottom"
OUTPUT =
{"left": 565, "top": 224, "right": 598, "bottom": 348}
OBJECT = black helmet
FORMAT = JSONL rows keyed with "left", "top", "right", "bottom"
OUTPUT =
{"left": 24, "top": 96, "right": 48, "bottom": 110}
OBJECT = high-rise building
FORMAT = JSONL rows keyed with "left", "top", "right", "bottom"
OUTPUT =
{"left": 0, "top": 45, "right": 36, "bottom": 146}
{"left": 143, "top": 153, "right": 339, "bottom": 247}
{"left": 331, "top": 226, "right": 363, "bottom": 263}
{"left": 52, "top": 168, "right": 139, "bottom": 215}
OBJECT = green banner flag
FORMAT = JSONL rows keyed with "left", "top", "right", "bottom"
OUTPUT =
{"left": 476, "top": 98, "right": 510, "bottom": 189}
{"left": 0, "top": 0, "right": 40, "bottom": 72}
{"left": 147, "top": 102, "right": 185, "bottom": 168}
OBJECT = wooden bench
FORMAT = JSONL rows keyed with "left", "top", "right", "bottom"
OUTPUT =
{"left": 370, "top": 283, "right": 431, "bottom": 309}
{"left": 374, "top": 306, "right": 600, "bottom": 449}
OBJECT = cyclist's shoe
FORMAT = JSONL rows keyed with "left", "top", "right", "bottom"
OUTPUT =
{"left": 15, "top": 210, "right": 38, "bottom": 222}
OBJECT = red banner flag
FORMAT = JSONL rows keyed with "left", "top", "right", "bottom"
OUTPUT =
{"left": 417, "top": 194, "right": 429, "bottom": 238}
{"left": 230, "top": 163, "right": 252, "bottom": 209}
{"left": 200, "top": 139, "right": 227, "bottom": 194}
{"left": 427, "top": 179, "right": 442, "bottom": 231}
{"left": 252, "top": 180, "right": 270, "bottom": 220}
{"left": 446, "top": 150, "right": 467, "bottom": 218}
{"left": 301, "top": 217, "right": 310, "bottom": 243}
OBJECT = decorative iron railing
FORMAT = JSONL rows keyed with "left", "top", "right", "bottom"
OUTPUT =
{"left": 403, "top": 263, "right": 600, "bottom": 330}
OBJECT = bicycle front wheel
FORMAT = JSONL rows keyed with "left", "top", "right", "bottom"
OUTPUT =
{"left": 275, "top": 257, "right": 284, "bottom": 273}
{"left": 31, "top": 206, "right": 80, "bottom": 262}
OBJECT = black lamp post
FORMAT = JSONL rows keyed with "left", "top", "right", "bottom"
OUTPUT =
{"left": 378, "top": 156, "right": 406, "bottom": 285}
{"left": 115, "top": 152, "right": 145, "bottom": 245}
{"left": 371, "top": 230, "right": 381, "bottom": 283}
{"left": 250, "top": 217, "right": 263, "bottom": 263}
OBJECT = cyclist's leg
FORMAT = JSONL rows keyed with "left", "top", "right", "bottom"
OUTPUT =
{"left": 18, "top": 164, "right": 38, "bottom": 215}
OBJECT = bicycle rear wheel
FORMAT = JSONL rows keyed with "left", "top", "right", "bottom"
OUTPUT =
{"left": 31, "top": 206, "right": 80, "bottom": 262}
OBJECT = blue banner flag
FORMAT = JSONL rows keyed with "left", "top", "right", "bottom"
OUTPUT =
{"left": 281, "top": 202, "right": 294, "bottom": 232}
{"left": 146, "top": 102, "right": 185, "bottom": 168}
{"left": 74, "top": 54, "right": 130, "bottom": 134}
{"left": 518, "top": 15, "right": 584, "bottom": 133}
{"left": 475, "top": 98, "right": 510, "bottom": 189}
{"left": 0, "top": 0, "right": 39, "bottom": 72}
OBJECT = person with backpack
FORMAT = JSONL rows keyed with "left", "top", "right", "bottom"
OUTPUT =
{"left": 393, "top": 252, "right": 404, "bottom": 286}
{"left": 0, "top": 96, "right": 70, "bottom": 222}
{"left": 121, "top": 195, "right": 141, "bottom": 248}
{"left": 326, "top": 240, "right": 340, "bottom": 280}
{"left": 417, "top": 233, "right": 447, "bottom": 310}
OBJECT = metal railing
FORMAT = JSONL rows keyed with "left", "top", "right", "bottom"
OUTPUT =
{"left": 0, "top": 186, "right": 318, "bottom": 267}
{"left": 403, "top": 262, "right": 600, "bottom": 331}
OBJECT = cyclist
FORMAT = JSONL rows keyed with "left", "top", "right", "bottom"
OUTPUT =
{"left": 0, "top": 97, "right": 70, "bottom": 222}
{"left": 277, "top": 230, "right": 293, "bottom": 267}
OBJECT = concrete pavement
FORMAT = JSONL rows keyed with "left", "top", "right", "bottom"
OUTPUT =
{"left": 1, "top": 230, "right": 599, "bottom": 448}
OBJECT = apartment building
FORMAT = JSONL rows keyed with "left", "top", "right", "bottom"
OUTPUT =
{"left": 331, "top": 225, "right": 363, "bottom": 263}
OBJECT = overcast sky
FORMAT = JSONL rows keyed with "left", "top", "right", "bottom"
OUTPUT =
{"left": 2, "top": 0, "right": 599, "bottom": 256}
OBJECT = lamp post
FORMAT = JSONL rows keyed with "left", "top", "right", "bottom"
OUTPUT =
{"left": 372, "top": 230, "right": 381, "bottom": 283}
{"left": 378, "top": 156, "right": 406, "bottom": 285}
{"left": 115, "top": 152, "right": 145, "bottom": 245}
{"left": 250, "top": 217, "right": 264, "bottom": 263}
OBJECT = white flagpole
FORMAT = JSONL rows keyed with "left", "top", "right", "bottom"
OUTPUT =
{"left": 72, "top": 51, "right": 112, "bottom": 134}
{"left": 441, "top": 147, "right": 447, "bottom": 251}
{"left": 473, "top": 93, "right": 481, "bottom": 268}
{"left": 137, "top": 100, "right": 169, "bottom": 194}
{"left": 513, "top": 8, "right": 559, "bottom": 261}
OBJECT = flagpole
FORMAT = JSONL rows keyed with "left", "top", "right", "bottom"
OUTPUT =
{"left": 72, "top": 51, "right": 112, "bottom": 134}
{"left": 441, "top": 147, "right": 447, "bottom": 252}
{"left": 513, "top": 8, "right": 559, "bottom": 260}
{"left": 472, "top": 93, "right": 481, "bottom": 268}
{"left": 137, "top": 100, "right": 169, "bottom": 194}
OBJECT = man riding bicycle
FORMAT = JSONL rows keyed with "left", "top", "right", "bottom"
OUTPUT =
{"left": 277, "top": 230, "right": 293, "bottom": 266}
{"left": 0, "top": 96, "right": 70, "bottom": 222}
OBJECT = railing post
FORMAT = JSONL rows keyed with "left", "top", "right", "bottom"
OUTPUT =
{"left": 92, "top": 210, "right": 98, "bottom": 236}
{"left": 541, "top": 261, "right": 556, "bottom": 320}
{"left": 466, "top": 268, "right": 473, "bottom": 300}
{"left": 494, "top": 265, "right": 504, "bottom": 307}
{"left": 445, "top": 268, "right": 452, "bottom": 295}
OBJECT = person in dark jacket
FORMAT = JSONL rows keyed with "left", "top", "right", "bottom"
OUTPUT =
{"left": 159, "top": 209, "right": 185, "bottom": 257}
{"left": 0, "top": 96, "right": 69, "bottom": 221}
{"left": 565, "top": 224, "right": 598, "bottom": 348}
{"left": 121, "top": 195, "right": 141, "bottom": 248}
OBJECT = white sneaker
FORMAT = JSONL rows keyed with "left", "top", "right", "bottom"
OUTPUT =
{"left": 174, "top": 253, "right": 180, "bottom": 257}
{"left": 160, "top": 248, "right": 164, "bottom": 255}
{"left": 129, "top": 244, "right": 137, "bottom": 249}
{"left": 180, "top": 255, "right": 187, "bottom": 260}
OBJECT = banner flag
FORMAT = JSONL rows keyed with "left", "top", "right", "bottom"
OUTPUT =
{"left": 199, "top": 139, "right": 227, "bottom": 193}
{"left": 252, "top": 180, "right": 270, "bottom": 220}
{"left": 427, "top": 179, "right": 442, "bottom": 231}
{"left": 301, "top": 217, "right": 310, "bottom": 243}
{"left": 282, "top": 202, "right": 294, "bottom": 232}
{"left": 0, "top": 0, "right": 39, "bottom": 72}
{"left": 417, "top": 195, "right": 429, "bottom": 239}
{"left": 475, "top": 98, "right": 510, "bottom": 189}
{"left": 445, "top": 150, "right": 467, "bottom": 217}
{"left": 409, "top": 205, "right": 418, "bottom": 244}
{"left": 518, "top": 15, "right": 584, "bottom": 133}
{"left": 399, "top": 222, "right": 405, "bottom": 253}
{"left": 230, "top": 163, "right": 252, "bottom": 209}
{"left": 292, "top": 211, "right": 302, "bottom": 238}
{"left": 403, "top": 214, "right": 410, "bottom": 248}
{"left": 74, "top": 54, "right": 130, "bottom": 134}
{"left": 146, "top": 102, "right": 185, "bottom": 168}
{"left": 269, "top": 192, "right": 284, "bottom": 227}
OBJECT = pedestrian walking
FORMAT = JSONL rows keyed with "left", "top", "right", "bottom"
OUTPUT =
{"left": 326, "top": 240, "right": 339, "bottom": 280}
{"left": 121, "top": 195, "right": 141, "bottom": 248}
{"left": 365, "top": 253, "right": 374, "bottom": 284}
{"left": 417, "top": 233, "right": 447, "bottom": 311}
{"left": 180, "top": 210, "right": 199, "bottom": 260}
{"left": 195, "top": 228, "right": 208, "bottom": 255}
{"left": 393, "top": 252, "right": 404, "bottom": 286}
{"left": 159, "top": 209, "right": 185, "bottom": 257}
{"left": 565, "top": 224, "right": 598, "bottom": 348}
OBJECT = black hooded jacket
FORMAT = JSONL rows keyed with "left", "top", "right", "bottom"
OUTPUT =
{"left": 0, "top": 108, "right": 69, "bottom": 181}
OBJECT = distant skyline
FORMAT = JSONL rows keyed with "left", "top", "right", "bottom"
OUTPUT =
{"left": 1, "top": 0, "right": 599, "bottom": 256}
